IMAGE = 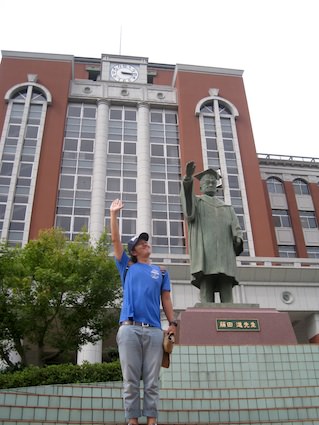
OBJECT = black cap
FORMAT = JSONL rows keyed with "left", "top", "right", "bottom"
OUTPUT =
{"left": 194, "top": 168, "right": 221, "bottom": 181}
{"left": 128, "top": 232, "right": 149, "bottom": 255}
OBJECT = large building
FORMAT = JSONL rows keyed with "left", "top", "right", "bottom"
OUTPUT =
{"left": 0, "top": 50, "right": 319, "bottom": 359}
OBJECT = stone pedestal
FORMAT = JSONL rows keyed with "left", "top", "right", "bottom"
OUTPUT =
{"left": 176, "top": 303, "right": 297, "bottom": 345}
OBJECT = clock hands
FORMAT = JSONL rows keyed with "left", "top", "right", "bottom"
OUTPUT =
{"left": 111, "top": 64, "right": 139, "bottom": 82}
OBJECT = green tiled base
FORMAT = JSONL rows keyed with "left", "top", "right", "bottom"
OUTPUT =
{"left": 0, "top": 345, "right": 319, "bottom": 424}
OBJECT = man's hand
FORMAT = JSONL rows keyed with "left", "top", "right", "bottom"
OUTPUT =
{"left": 186, "top": 161, "right": 196, "bottom": 178}
{"left": 110, "top": 199, "right": 124, "bottom": 214}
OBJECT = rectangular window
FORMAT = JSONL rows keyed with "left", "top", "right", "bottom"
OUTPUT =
{"left": 122, "top": 219, "right": 136, "bottom": 235}
{"left": 165, "top": 113, "right": 177, "bottom": 124}
{"left": 151, "top": 144, "right": 164, "bottom": 157}
{"left": 223, "top": 140, "right": 234, "bottom": 151}
{"left": 110, "top": 109, "right": 122, "bottom": 120}
{"left": 0, "top": 204, "right": 6, "bottom": 219}
{"left": 299, "top": 211, "right": 318, "bottom": 229}
{"left": 64, "top": 139, "right": 78, "bottom": 151}
{"left": 151, "top": 112, "right": 162, "bottom": 123}
{"left": 80, "top": 139, "right": 94, "bottom": 152}
{"left": 107, "top": 178, "right": 121, "bottom": 192}
{"left": 109, "top": 141, "right": 122, "bottom": 154}
{"left": 0, "top": 163, "right": 13, "bottom": 176}
{"left": 278, "top": 245, "right": 296, "bottom": 258}
{"left": 12, "top": 205, "right": 26, "bottom": 221}
{"left": 56, "top": 216, "right": 71, "bottom": 232}
{"left": 77, "top": 176, "right": 91, "bottom": 190}
{"left": 168, "top": 181, "right": 180, "bottom": 194}
{"left": 153, "top": 220, "right": 167, "bottom": 235}
{"left": 73, "top": 216, "right": 88, "bottom": 232}
{"left": 19, "top": 163, "right": 33, "bottom": 177}
{"left": 123, "top": 179, "right": 136, "bottom": 193}
{"left": 25, "top": 126, "right": 38, "bottom": 139}
{"left": 60, "top": 175, "right": 75, "bottom": 189}
{"left": 124, "top": 142, "right": 136, "bottom": 155}
{"left": 83, "top": 107, "right": 96, "bottom": 118}
{"left": 8, "top": 125, "right": 20, "bottom": 137}
{"left": 124, "top": 110, "right": 136, "bottom": 121}
{"left": 170, "top": 221, "right": 184, "bottom": 237}
{"left": 68, "top": 105, "right": 82, "bottom": 117}
{"left": 272, "top": 210, "right": 292, "bottom": 228}
{"left": 152, "top": 180, "right": 166, "bottom": 194}
{"left": 166, "top": 145, "right": 179, "bottom": 158}
{"left": 307, "top": 246, "right": 319, "bottom": 258}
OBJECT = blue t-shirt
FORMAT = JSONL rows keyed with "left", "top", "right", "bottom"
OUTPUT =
{"left": 116, "top": 251, "right": 171, "bottom": 329}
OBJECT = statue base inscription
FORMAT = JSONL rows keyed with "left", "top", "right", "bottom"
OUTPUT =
{"left": 176, "top": 303, "right": 297, "bottom": 345}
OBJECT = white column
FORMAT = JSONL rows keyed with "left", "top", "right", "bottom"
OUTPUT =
{"left": 90, "top": 99, "right": 109, "bottom": 244}
{"left": 0, "top": 342, "right": 21, "bottom": 370}
{"left": 306, "top": 313, "right": 319, "bottom": 343}
{"left": 136, "top": 102, "right": 152, "bottom": 236}
{"left": 77, "top": 339, "right": 103, "bottom": 364}
{"left": 77, "top": 99, "right": 109, "bottom": 365}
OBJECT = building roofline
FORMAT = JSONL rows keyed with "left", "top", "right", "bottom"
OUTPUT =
{"left": 148, "top": 62, "right": 175, "bottom": 70}
{"left": 1, "top": 50, "right": 74, "bottom": 62}
{"left": 172, "top": 63, "right": 243, "bottom": 86}
{"left": 176, "top": 63, "right": 243, "bottom": 75}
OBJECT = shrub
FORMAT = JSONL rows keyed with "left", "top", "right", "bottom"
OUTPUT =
{"left": 0, "top": 361, "right": 122, "bottom": 389}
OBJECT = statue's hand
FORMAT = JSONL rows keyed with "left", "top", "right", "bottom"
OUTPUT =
{"left": 186, "top": 161, "right": 196, "bottom": 178}
{"left": 233, "top": 236, "right": 243, "bottom": 255}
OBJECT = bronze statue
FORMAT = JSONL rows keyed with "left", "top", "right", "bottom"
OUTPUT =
{"left": 180, "top": 161, "right": 243, "bottom": 303}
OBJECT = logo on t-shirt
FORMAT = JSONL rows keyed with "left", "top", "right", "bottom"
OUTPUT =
{"left": 151, "top": 268, "right": 160, "bottom": 280}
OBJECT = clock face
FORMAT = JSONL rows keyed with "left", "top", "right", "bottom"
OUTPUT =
{"left": 110, "top": 64, "right": 139, "bottom": 82}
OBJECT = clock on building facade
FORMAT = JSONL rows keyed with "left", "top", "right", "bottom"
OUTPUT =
{"left": 110, "top": 63, "right": 139, "bottom": 82}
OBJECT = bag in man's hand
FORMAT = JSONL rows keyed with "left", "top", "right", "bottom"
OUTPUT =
{"left": 162, "top": 332, "right": 175, "bottom": 368}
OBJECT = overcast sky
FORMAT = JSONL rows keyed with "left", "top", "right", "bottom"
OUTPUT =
{"left": 1, "top": 0, "right": 318, "bottom": 159}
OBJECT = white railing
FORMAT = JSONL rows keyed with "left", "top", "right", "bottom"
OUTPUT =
{"left": 237, "top": 256, "right": 319, "bottom": 268}
{"left": 150, "top": 253, "right": 319, "bottom": 269}
{"left": 258, "top": 153, "right": 319, "bottom": 164}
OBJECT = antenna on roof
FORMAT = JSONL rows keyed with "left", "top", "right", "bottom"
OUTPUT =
{"left": 119, "top": 25, "right": 122, "bottom": 55}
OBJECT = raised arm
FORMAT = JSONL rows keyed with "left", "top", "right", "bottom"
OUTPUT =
{"left": 110, "top": 199, "right": 124, "bottom": 260}
{"left": 185, "top": 160, "right": 196, "bottom": 182}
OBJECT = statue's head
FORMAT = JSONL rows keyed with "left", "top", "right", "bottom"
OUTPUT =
{"left": 195, "top": 168, "right": 221, "bottom": 196}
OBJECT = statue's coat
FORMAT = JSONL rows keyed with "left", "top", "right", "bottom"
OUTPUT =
{"left": 181, "top": 177, "right": 243, "bottom": 288}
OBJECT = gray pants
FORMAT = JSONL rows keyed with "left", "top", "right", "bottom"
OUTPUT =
{"left": 116, "top": 325, "right": 163, "bottom": 420}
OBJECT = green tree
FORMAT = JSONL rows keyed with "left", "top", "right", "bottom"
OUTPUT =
{"left": 0, "top": 243, "right": 26, "bottom": 368}
{"left": 0, "top": 228, "right": 121, "bottom": 368}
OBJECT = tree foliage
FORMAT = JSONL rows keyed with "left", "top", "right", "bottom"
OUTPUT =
{"left": 0, "top": 228, "right": 121, "bottom": 369}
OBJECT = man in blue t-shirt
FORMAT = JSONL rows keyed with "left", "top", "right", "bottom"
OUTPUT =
{"left": 110, "top": 198, "right": 177, "bottom": 425}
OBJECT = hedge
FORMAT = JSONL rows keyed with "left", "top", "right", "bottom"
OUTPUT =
{"left": 0, "top": 361, "right": 122, "bottom": 389}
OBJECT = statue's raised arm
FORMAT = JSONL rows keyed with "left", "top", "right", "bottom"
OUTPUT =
{"left": 185, "top": 161, "right": 196, "bottom": 180}
{"left": 181, "top": 161, "right": 197, "bottom": 219}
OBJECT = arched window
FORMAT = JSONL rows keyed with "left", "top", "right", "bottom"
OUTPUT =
{"left": 196, "top": 97, "right": 238, "bottom": 193}
{"left": 293, "top": 178, "right": 309, "bottom": 195}
{"left": 195, "top": 92, "right": 253, "bottom": 256}
{"left": 0, "top": 82, "right": 51, "bottom": 246}
{"left": 266, "top": 177, "right": 284, "bottom": 194}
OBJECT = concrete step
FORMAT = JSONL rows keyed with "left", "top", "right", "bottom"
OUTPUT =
{"left": 1, "top": 384, "right": 319, "bottom": 424}
{"left": 1, "top": 344, "right": 319, "bottom": 424}
{"left": 1, "top": 419, "right": 319, "bottom": 425}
